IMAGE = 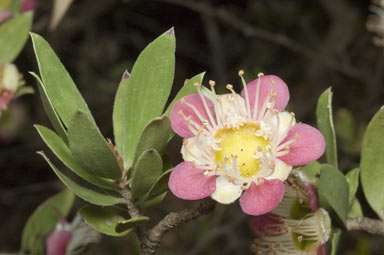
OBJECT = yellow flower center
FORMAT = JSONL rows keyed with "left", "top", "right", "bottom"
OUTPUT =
{"left": 214, "top": 123, "right": 270, "bottom": 178}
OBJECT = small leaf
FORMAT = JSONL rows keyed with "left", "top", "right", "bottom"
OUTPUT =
{"left": 131, "top": 149, "right": 163, "bottom": 200}
{"left": 13, "top": 86, "right": 34, "bottom": 99}
{"left": 31, "top": 72, "right": 68, "bottom": 142}
{"left": 316, "top": 87, "right": 338, "bottom": 168}
{"left": 139, "top": 192, "right": 167, "bottom": 212}
{"left": 21, "top": 189, "right": 74, "bottom": 254}
{"left": 142, "top": 168, "right": 172, "bottom": 202}
{"left": 331, "top": 228, "right": 341, "bottom": 255}
{"left": 133, "top": 115, "right": 173, "bottom": 165}
{"left": 164, "top": 72, "right": 205, "bottom": 116}
{"left": 31, "top": 33, "right": 93, "bottom": 127}
{"left": 0, "top": 12, "right": 32, "bottom": 64}
{"left": 35, "top": 125, "right": 117, "bottom": 190}
{"left": 115, "top": 217, "right": 149, "bottom": 233}
{"left": 348, "top": 199, "right": 363, "bottom": 219}
{"left": 361, "top": 107, "right": 384, "bottom": 219}
{"left": 68, "top": 110, "right": 122, "bottom": 180}
{"left": 317, "top": 164, "right": 349, "bottom": 225}
{"left": 113, "top": 29, "right": 175, "bottom": 168}
{"left": 38, "top": 152, "right": 121, "bottom": 206}
{"left": 345, "top": 168, "right": 360, "bottom": 205}
{"left": 78, "top": 206, "right": 131, "bottom": 237}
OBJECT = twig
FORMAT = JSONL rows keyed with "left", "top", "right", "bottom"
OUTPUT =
{"left": 347, "top": 217, "right": 384, "bottom": 235}
{"left": 141, "top": 199, "right": 216, "bottom": 255}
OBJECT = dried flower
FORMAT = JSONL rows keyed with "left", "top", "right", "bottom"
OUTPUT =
{"left": 249, "top": 172, "right": 331, "bottom": 255}
{"left": 46, "top": 219, "right": 72, "bottom": 255}
{"left": 168, "top": 72, "right": 325, "bottom": 215}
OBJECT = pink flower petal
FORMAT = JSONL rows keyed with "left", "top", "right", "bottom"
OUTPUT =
{"left": 46, "top": 227, "right": 71, "bottom": 255}
{"left": 279, "top": 123, "right": 325, "bottom": 166}
{"left": 168, "top": 161, "right": 216, "bottom": 200}
{"left": 248, "top": 214, "right": 282, "bottom": 236}
{"left": 240, "top": 75, "right": 289, "bottom": 115}
{"left": 0, "top": 11, "right": 12, "bottom": 24}
{"left": 0, "top": 90, "right": 14, "bottom": 110}
{"left": 21, "top": 0, "right": 37, "bottom": 12}
{"left": 239, "top": 179, "right": 285, "bottom": 216}
{"left": 170, "top": 94, "right": 215, "bottom": 138}
{"left": 317, "top": 244, "right": 327, "bottom": 255}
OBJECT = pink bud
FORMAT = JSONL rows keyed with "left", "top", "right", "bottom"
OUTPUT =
{"left": 0, "top": 11, "right": 12, "bottom": 24}
{"left": 21, "top": 0, "right": 37, "bottom": 12}
{"left": 45, "top": 221, "right": 72, "bottom": 255}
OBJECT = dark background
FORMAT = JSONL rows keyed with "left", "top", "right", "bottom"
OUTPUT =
{"left": 1, "top": 0, "right": 383, "bottom": 254}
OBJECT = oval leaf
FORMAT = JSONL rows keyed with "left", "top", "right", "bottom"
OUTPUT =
{"left": 0, "top": 12, "right": 32, "bottom": 64}
{"left": 317, "top": 164, "right": 349, "bottom": 225}
{"left": 139, "top": 192, "right": 167, "bottom": 212}
{"left": 38, "top": 152, "right": 121, "bottom": 206}
{"left": 361, "top": 107, "right": 384, "bottom": 219}
{"left": 133, "top": 115, "right": 173, "bottom": 165}
{"left": 35, "top": 125, "right": 117, "bottom": 190}
{"left": 113, "top": 28, "right": 175, "bottom": 168}
{"left": 68, "top": 110, "right": 122, "bottom": 180}
{"left": 78, "top": 206, "right": 131, "bottom": 237}
{"left": 348, "top": 199, "right": 363, "bottom": 219}
{"left": 331, "top": 228, "right": 341, "bottom": 255}
{"left": 21, "top": 189, "right": 74, "bottom": 254}
{"left": 131, "top": 149, "right": 163, "bottom": 200}
{"left": 115, "top": 217, "right": 149, "bottom": 233}
{"left": 316, "top": 87, "right": 338, "bottom": 168}
{"left": 31, "top": 33, "right": 93, "bottom": 127}
{"left": 141, "top": 168, "right": 172, "bottom": 202}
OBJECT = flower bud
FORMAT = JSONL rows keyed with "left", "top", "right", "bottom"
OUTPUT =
{"left": 0, "top": 63, "right": 20, "bottom": 110}
{"left": 45, "top": 220, "right": 72, "bottom": 255}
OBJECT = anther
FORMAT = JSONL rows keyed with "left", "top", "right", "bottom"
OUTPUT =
{"left": 270, "top": 78, "right": 275, "bottom": 85}
{"left": 257, "top": 72, "right": 264, "bottom": 78}
{"left": 178, "top": 109, "right": 183, "bottom": 115}
{"left": 180, "top": 98, "right": 185, "bottom": 104}
{"left": 238, "top": 70, "right": 245, "bottom": 76}
{"left": 297, "top": 235, "right": 303, "bottom": 242}
{"left": 193, "top": 82, "right": 201, "bottom": 88}
{"left": 183, "top": 139, "right": 188, "bottom": 145}
{"left": 209, "top": 80, "right": 216, "bottom": 87}
{"left": 226, "top": 84, "right": 233, "bottom": 90}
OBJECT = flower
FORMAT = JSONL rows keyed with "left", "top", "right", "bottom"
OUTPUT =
{"left": 46, "top": 219, "right": 72, "bottom": 255}
{"left": 0, "top": 63, "right": 20, "bottom": 111}
{"left": 248, "top": 172, "right": 331, "bottom": 255}
{"left": 168, "top": 71, "right": 325, "bottom": 215}
{"left": 0, "top": 0, "right": 36, "bottom": 24}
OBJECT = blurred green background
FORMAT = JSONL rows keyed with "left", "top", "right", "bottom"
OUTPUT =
{"left": 1, "top": 0, "right": 383, "bottom": 254}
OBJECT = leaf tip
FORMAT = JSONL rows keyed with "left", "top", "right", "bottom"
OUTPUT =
{"left": 166, "top": 27, "right": 175, "bottom": 37}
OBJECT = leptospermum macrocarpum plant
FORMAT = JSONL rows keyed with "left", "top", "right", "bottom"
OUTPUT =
{"left": 23, "top": 27, "right": 384, "bottom": 255}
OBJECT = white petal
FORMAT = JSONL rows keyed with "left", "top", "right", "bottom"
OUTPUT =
{"left": 210, "top": 176, "right": 243, "bottom": 204}
{"left": 271, "top": 111, "right": 296, "bottom": 135}
{"left": 266, "top": 158, "right": 292, "bottom": 181}
{"left": 2, "top": 64, "right": 19, "bottom": 91}
{"left": 181, "top": 137, "right": 209, "bottom": 165}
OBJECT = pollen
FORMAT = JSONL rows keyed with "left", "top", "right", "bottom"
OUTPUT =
{"left": 214, "top": 123, "right": 270, "bottom": 178}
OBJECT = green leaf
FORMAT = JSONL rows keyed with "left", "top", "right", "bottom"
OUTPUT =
{"left": 115, "top": 217, "right": 150, "bottom": 233}
{"left": 35, "top": 125, "right": 117, "bottom": 190}
{"left": 348, "top": 199, "right": 363, "bottom": 219}
{"left": 317, "top": 164, "right": 349, "bottom": 225}
{"left": 345, "top": 168, "right": 360, "bottom": 205}
{"left": 131, "top": 149, "right": 163, "bottom": 200}
{"left": 316, "top": 87, "right": 338, "bottom": 168}
{"left": 31, "top": 72, "right": 68, "bottom": 143}
{"left": 113, "top": 28, "right": 175, "bottom": 168}
{"left": 38, "top": 152, "right": 121, "bottom": 206}
{"left": 68, "top": 110, "right": 122, "bottom": 180}
{"left": 164, "top": 72, "right": 205, "bottom": 116}
{"left": 331, "top": 228, "right": 341, "bottom": 255}
{"left": 13, "top": 86, "right": 34, "bottom": 99}
{"left": 0, "top": 12, "right": 32, "bottom": 64}
{"left": 21, "top": 189, "right": 74, "bottom": 254}
{"left": 139, "top": 192, "right": 167, "bottom": 212}
{"left": 300, "top": 161, "right": 321, "bottom": 183}
{"left": 361, "top": 107, "right": 384, "bottom": 219}
{"left": 78, "top": 206, "right": 132, "bottom": 237}
{"left": 133, "top": 115, "right": 173, "bottom": 165}
{"left": 31, "top": 33, "right": 93, "bottom": 127}
{"left": 142, "top": 168, "right": 172, "bottom": 202}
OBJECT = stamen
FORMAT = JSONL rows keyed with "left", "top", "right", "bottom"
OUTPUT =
{"left": 238, "top": 70, "right": 252, "bottom": 118}
{"left": 183, "top": 100, "right": 214, "bottom": 132}
{"left": 252, "top": 73, "right": 264, "bottom": 120}
{"left": 194, "top": 82, "right": 218, "bottom": 129}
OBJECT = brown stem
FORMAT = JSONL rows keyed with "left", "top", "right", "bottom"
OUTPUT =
{"left": 141, "top": 199, "right": 216, "bottom": 255}
{"left": 347, "top": 217, "right": 384, "bottom": 235}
